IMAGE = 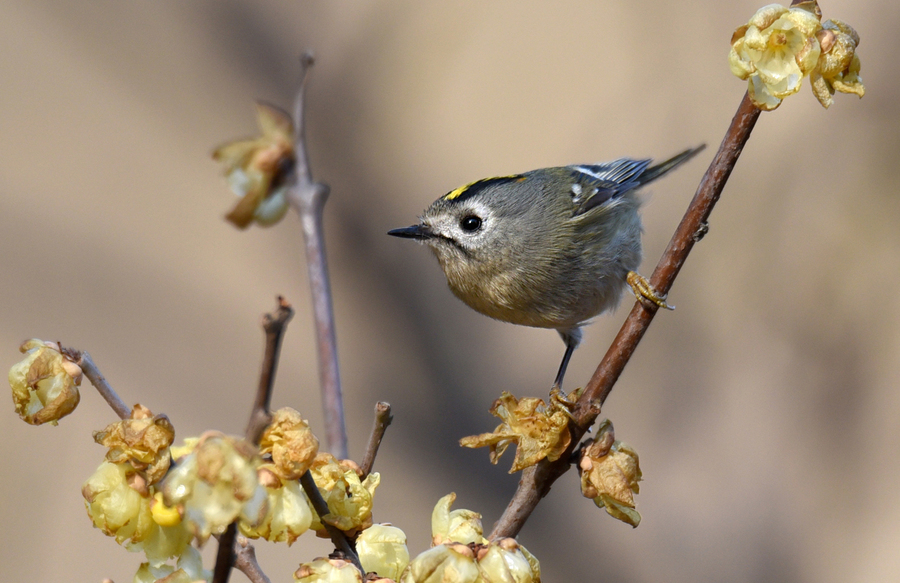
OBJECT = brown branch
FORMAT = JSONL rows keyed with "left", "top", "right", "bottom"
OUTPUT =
{"left": 233, "top": 535, "right": 273, "bottom": 583}
{"left": 212, "top": 299, "right": 294, "bottom": 583}
{"left": 285, "top": 51, "right": 349, "bottom": 459}
{"left": 212, "top": 523, "right": 238, "bottom": 583}
{"left": 245, "top": 297, "right": 295, "bottom": 444}
{"left": 490, "top": 92, "right": 762, "bottom": 539}
{"left": 69, "top": 350, "right": 130, "bottom": 420}
{"left": 299, "top": 471, "right": 364, "bottom": 573}
{"left": 359, "top": 402, "right": 393, "bottom": 477}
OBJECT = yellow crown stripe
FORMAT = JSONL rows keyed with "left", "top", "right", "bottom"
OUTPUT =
{"left": 443, "top": 175, "right": 525, "bottom": 201}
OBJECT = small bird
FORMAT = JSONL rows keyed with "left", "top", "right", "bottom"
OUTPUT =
{"left": 389, "top": 146, "right": 705, "bottom": 390}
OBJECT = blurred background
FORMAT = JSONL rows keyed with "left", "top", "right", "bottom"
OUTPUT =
{"left": 2, "top": 1, "right": 897, "bottom": 581}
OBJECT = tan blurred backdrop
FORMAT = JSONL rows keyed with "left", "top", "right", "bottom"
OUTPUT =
{"left": 2, "top": 1, "right": 898, "bottom": 582}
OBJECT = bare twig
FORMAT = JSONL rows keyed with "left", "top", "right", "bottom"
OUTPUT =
{"left": 207, "top": 298, "right": 295, "bottom": 583}
{"left": 71, "top": 350, "right": 130, "bottom": 420}
{"left": 285, "top": 51, "right": 348, "bottom": 459}
{"left": 360, "top": 402, "right": 393, "bottom": 477}
{"left": 245, "top": 297, "right": 295, "bottom": 443}
{"left": 212, "top": 523, "right": 238, "bottom": 583}
{"left": 299, "top": 471, "right": 364, "bottom": 573}
{"left": 233, "top": 535, "right": 273, "bottom": 583}
{"left": 490, "top": 92, "right": 762, "bottom": 539}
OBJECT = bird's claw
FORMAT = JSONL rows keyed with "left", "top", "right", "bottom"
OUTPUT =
{"left": 626, "top": 271, "right": 674, "bottom": 311}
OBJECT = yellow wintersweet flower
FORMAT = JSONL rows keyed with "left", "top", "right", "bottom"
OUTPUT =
{"left": 729, "top": 2, "right": 823, "bottom": 110}
{"left": 213, "top": 102, "right": 295, "bottom": 229}
{"left": 459, "top": 391, "right": 572, "bottom": 473}
{"left": 93, "top": 404, "right": 175, "bottom": 485}
{"left": 258, "top": 407, "right": 319, "bottom": 480}
{"left": 239, "top": 464, "right": 313, "bottom": 545}
{"left": 400, "top": 543, "right": 480, "bottom": 583}
{"left": 82, "top": 461, "right": 192, "bottom": 563}
{"left": 357, "top": 523, "right": 410, "bottom": 580}
{"left": 9, "top": 339, "right": 81, "bottom": 425}
{"left": 160, "top": 433, "right": 267, "bottom": 544}
{"left": 578, "top": 420, "right": 643, "bottom": 528}
{"left": 293, "top": 558, "right": 363, "bottom": 583}
{"left": 810, "top": 19, "right": 865, "bottom": 108}
{"left": 309, "top": 453, "right": 380, "bottom": 535}
{"left": 476, "top": 538, "right": 541, "bottom": 583}
{"left": 133, "top": 546, "right": 211, "bottom": 583}
{"left": 431, "top": 493, "right": 486, "bottom": 546}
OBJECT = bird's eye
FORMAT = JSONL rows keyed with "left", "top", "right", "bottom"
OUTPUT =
{"left": 460, "top": 215, "right": 482, "bottom": 232}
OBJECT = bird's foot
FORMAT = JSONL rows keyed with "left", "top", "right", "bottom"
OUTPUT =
{"left": 626, "top": 271, "right": 674, "bottom": 310}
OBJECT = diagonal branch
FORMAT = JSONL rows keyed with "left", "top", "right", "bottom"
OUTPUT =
{"left": 66, "top": 349, "right": 130, "bottom": 420}
{"left": 245, "top": 297, "right": 295, "bottom": 443}
{"left": 214, "top": 298, "right": 294, "bottom": 583}
{"left": 233, "top": 535, "right": 272, "bottom": 583}
{"left": 490, "top": 92, "right": 762, "bottom": 539}
{"left": 299, "top": 471, "right": 364, "bottom": 573}
{"left": 360, "top": 402, "right": 393, "bottom": 477}
{"left": 286, "top": 52, "right": 349, "bottom": 459}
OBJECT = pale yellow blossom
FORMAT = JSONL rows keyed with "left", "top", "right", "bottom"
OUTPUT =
{"left": 258, "top": 407, "right": 319, "bottom": 480}
{"left": 309, "top": 453, "right": 380, "bottom": 536}
{"left": 9, "top": 339, "right": 81, "bottom": 425}
{"left": 93, "top": 404, "right": 175, "bottom": 485}
{"left": 476, "top": 539, "right": 540, "bottom": 583}
{"left": 810, "top": 19, "right": 865, "bottom": 108}
{"left": 578, "top": 420, "right": 643, "bottom": 527}
{"left": 357, "top": 523, "right": 410, "bottom": 580}
{"left": 83, "top": 461, "right": 192, "bottom": 564}
{"left": 431, "top": 493, "right": 486, "bottom": 546}
{"left": 213, "top": 102, "right": 295, "bottom": 229}
{"left": 730, "top": 2, "right": 823, "bottom": 110}
{"left": 160, "top": 434, "right": 267, "bottom": 544}
{"left": 133, "top": 545, "right": 211, "bottom": 583}
{"left": 400, "top": 543, "right": 479, "bottom": 583}
{"left": 459, "top": 391, "right": 572, "bottom": 473}
{"left": 293, "top": 558, "right": 363, "bottom": 583}
{"left": 239, "top": 465, "right": 313, "bottom": 545}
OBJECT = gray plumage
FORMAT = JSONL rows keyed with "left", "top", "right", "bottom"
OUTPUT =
{"left": 389, "top": 145, "right": 704, "bottom": 388}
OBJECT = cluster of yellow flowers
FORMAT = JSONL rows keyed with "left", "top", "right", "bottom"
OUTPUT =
{"left": 8, "top": 342, "right": 544, "bottom": 582}
{"left": 81, "top": 406, "right": 542, "bottom": 583}
{"left": 460, "top": 391, "right": 643, "bottom": 528}
{"left": 729, "top": 1, "right": 864, "bottom": 110}
{"left": 80, "top": 404, "right": 339, "bottom": 581}
{"left": 293, "top": 494, "right": 541, "bottom": 583}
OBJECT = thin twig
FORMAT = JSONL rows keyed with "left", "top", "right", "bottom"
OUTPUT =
{"left": 489, "top": 92, "right": 762, "bottom": 539}
{"left": 233, "top": 535, "right": 273, "bottom": 583}
{"left": 245, "top": 297, "right": 295, "bottom": 443}
{"left": 285, "top": 51, "right": 349, "bottom": 459}
{"left": 213, "top": 299, "right": 293, "bottom": 583}
{"left": 360, "top": 402, "right": 393, "bottom": 477}
{"left": 212, "top": 523, "right": 237, "bottom": 583}
{"left": 299, "top": 471, "right": 364, "bottom": 573}
{"left": 72, "top": 350, "right": 130, "bottom": 420}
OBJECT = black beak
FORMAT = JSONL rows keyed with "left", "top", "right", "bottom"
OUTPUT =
{"left": 387, "top": 224, "right": 432, "bottom": 240}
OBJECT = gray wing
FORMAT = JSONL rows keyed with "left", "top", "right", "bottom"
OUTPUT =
{"left": 569, "top": 146, "right": 705, "bottom": 215}
{"left": 567, "top": 158, "right": 652, "bottom": 215}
